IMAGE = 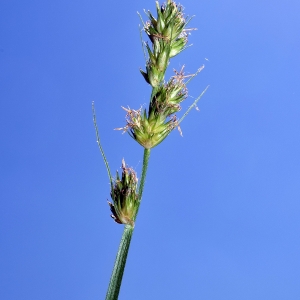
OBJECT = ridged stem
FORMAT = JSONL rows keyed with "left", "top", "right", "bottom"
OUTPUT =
{"left": 105, "top": 225, "right": 134, "bottom": 300}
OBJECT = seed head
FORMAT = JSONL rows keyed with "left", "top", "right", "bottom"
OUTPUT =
{"left": 140, "top": 0, "right": 194, "bottom": 87}
{"left": 108, "top": 159, "right": 139, "bottom": 226}
{"left": 117, "top": 66, "right": 195, "bottom": 149}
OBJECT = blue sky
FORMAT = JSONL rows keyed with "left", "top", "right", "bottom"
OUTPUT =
{"left": 1, "top": 0, "right": 300, "bottom": 299}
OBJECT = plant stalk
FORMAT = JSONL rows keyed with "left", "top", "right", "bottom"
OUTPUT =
{"left": 105, "top": 148, "right": 151, "bottom": 299}
{"left": 138, "top": 149, "right": 151, "bottom": 202}
{"left": 105, "top": 225, "right": 134, "bottom": 300}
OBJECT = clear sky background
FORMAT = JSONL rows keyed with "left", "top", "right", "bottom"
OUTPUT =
{"left": 1, "top": 0, "right": 300, "bottom": 299}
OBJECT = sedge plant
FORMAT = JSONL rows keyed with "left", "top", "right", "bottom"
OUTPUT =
{"left": 93, "top": 1, "right": 209, "bottom": 299}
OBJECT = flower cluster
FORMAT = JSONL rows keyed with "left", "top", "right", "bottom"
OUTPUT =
{"left": 108, "top": 159, "right": 139, "bottom": 226}
{"left": 117, "top": 66, "right": 191, "bottom": 148}
{"left": 140, "top": 0, "right": 191, "bottom": 87}
{"left": 117, "top": 1, "right": 202, "bottom": 149}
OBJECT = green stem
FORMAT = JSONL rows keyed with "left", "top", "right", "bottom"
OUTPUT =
{"left": 105, "top": 225, "right": 134, "bottom": 300}
{"left": 138, "top": 148, "right": 151, "bottom": 201}
{"left": 105, "top": 148, "right": 151, "bottom": 299}
{"left": 135, "top": 148, "right": 151, "bottom": 220}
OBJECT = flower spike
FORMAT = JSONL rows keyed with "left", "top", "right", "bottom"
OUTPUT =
{"left": 109, "top": 159, "right": 139, "bottom": 227}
